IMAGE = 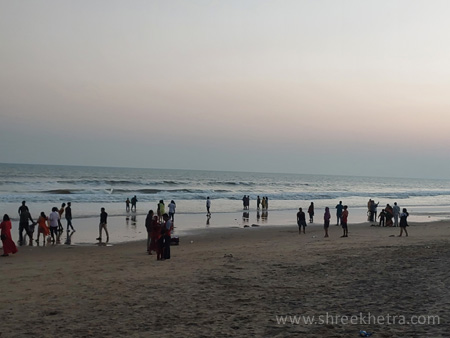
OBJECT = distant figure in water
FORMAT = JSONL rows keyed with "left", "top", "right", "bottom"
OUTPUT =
{"left": 96, "top": 207, "right": 109, "bottom": 243}
{"left": 308, "top": 202, "right": 314, "bottom": 223}
{"left": 398, "top": 208, "right": 409, "bottom": 237}
{"left": 131, "top": 196, "right": 138, "bottom": 212}
{"left": 1, "top": 214, "right": 18, "bottom": 256}
{"left": 206, "top": 197, "right": 211, "bottom": 216}
{"left": 297, "top": 208, "right": 307, "bottom": 234}
{"left": 126, "top": 198, "right": 130, "bottom": 212}
{"left": 323, "top": 207, "right": 330, "bottom": 238}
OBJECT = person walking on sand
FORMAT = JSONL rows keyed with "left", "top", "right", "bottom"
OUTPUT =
{"left": 206, "top": 197, "right": 211, "bottom": 216}
{"left": 168, "top": 200, "right": 176, "bottom": 222}
{"left": 393, "top": 202, "right": 400, "bottom": 227}
{"left": 308, "top": 202, "right": 314, "bottom": 223}
{"left": 48, "top": 207, "right": 60, "bottom": 244}
{"left": 340, "top": 205, "right": 349, "bottom": 237}
{"left": 399, "top": 208, "right": 409, "bottom": 237}
{"left": 18, "top": 200, "right": 35, "bottom": 246}
{"left": 297, "top": 208, "right": 307, "bottom": 234}
{"left": 96, "top": 207, "right": 109, "bottom": 243}
{"left": 65, "top": 202, "right": 75, "bottom": 232}
{"left": 125, "top": 198, "right": 130, "bottom": 212}
{"left": 1, "top": 214, "right": 18, "bottom": 256}
{"left": 324, "top": 207, "right": 331, "bottom": 238}
{"left": 335, "top": 201, "right": 344, "bottom": 226}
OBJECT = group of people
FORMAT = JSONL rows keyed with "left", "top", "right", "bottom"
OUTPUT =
{"left": 296, "top": 200, "right": 409, "bottom": 239}
{"left": 145, "top": 210, "right": 173, "bottom": 260}
{"left": 257, "top": 196, "right": 269, "bottom": 210}
{"left": 125, "top": 196, "right": 138, "bottom": 212}
{"left": 0, "top": 200, "right": 75, "bottom": 257}
{"left": 17, "top": 201, "right": 75, "bottom": 246}
{"left": 242, "top": 195, "right": 250, "bottom": 210}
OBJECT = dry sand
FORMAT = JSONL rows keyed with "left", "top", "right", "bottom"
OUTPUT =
{"left": 1, "top": 221, "right": 449, "bottom": 337}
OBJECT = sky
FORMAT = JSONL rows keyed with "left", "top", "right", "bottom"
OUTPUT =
{"left": 1, "top": 0, "right": 450, "bottom": 179}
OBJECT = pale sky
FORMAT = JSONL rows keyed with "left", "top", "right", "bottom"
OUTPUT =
{"left": 1, "top": 1, "right": 450, "bottom": 178}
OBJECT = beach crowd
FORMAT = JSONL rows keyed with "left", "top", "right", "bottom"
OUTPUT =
{"left": 1, "top": 195, "right": 410, "bottom": 258}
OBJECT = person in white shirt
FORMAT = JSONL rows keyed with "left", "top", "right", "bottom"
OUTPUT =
{"left": 48, "top": 207, "right": 60, "bottom": 243}
{"left": 168, "top": 200, "right": 176, "bottom": 222}
{"left": 393, "top": 202, "right": 401, "bottom": 227}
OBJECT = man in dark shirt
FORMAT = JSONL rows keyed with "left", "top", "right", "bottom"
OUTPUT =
{"left": 65, "top": 202, "right": 75, "bottom": 232}
{"left": 297, "top": 207, "right": 307, "bottom": 234}
{"left": 96, "top": 207, "right": 109, "bottom": 243}
{"left": 18, "top": 201, "right": 35, "bottom": 246}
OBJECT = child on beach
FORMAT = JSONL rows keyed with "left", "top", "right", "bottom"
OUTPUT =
{"left": 341, "top": 205, "right": 348, "bottom": 237}
{"left": 378, "top": 209, "right": 386, "bottom": 227}
{"left": 324, "top": 207, "right": 330, "bottom": 237}
{"left": 48, "top": 207, "right": 60, "bottom": 244}
{"left": 399, "top": 208, "right": 409, "bottom": 237}
{"left": 297, "top": 208, "right": 307, "bottom": 234}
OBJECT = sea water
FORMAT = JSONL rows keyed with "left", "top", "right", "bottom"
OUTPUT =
{"left": 1, "top": 163, "right": 449, "bottom": 244}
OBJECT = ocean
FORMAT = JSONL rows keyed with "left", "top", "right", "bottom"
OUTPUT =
{"left": 1, "top": 163, "right": 449, "bottom": 244}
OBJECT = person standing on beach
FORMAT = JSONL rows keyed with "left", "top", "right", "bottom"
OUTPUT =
{"left": 1, "top": 214, "right": 18, "bottom": 256}
{"left": 48, "top": 207, "right": 60, "bottom": 244}
{"left": 168, "top": 200, "right": 176, "bottom": 222}
{"left": 126, "top": 198, "right": 130, "bottom": 212}
{"left": 393, "top": 202, "right": 400, "bottom": 227}
{"left": 57, "top": 203, "right": 66, "bottom": 234}
{"left": 324, "top": 207, "right": 331, "bottom": 238}
{"left": 97, "top": 207, "right": 109, "bottom": 243}
{"left": 157, "top": 200, "right": 165, "bottom": 223}
{"left": 340, "top": 205, "right": 349, "bottom": 237}
{"left": 18, "top": 201, "right": 35, "bottom": 246}
{"left": 162, "top": 213, "right": 173, "bottom": 260}
{"left": 206, "top": 197, "right": 211, "bottom": 216}
{"left": 297, "top": 208, "right": 307, "bottom": 234}
{"left": 308, "top": 202, "right": 314, "bottom": 223}
{"left": 145, "top": 210, "right": 154, "bottom": 253}
{"left": 131, "top": 196, "right": 137, "bottom": 211}
{"left": 36, "top": 212, "right": 50, "bottom": 245}
{"left": 335, "top": 201, "right": 344, "bottom": 226}
{"left": 399, "top": 208, "right": 409, "bottom": 237}
{"left": 65, "top": 202, "right": 75, "bottom": 232}
{"left": 257, "top": 196, "right": 261, "bottom": 210}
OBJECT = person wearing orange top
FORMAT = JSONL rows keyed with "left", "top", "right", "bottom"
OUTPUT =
{"left": 36, "top": 212, "right": 50, "bottom": 245}
{"left": 1, "top": 214, "right": 18, "bottom": 256}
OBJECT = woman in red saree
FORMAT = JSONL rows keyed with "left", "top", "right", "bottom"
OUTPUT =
{"left": 1, "top": 214, "right": 18, "bottom": 256}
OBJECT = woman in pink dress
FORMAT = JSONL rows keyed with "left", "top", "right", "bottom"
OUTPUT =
{"left": 1, "top": 214, "right": 18, "bottom": 256}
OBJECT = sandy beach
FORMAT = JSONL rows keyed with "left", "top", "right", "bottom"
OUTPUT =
{"left": 1, "top": 220, "right": 449, "bottom": 337}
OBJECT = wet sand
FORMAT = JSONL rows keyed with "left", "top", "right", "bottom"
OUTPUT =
{"left": 1, "top": 221, "right": 449, "bottom": 337}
